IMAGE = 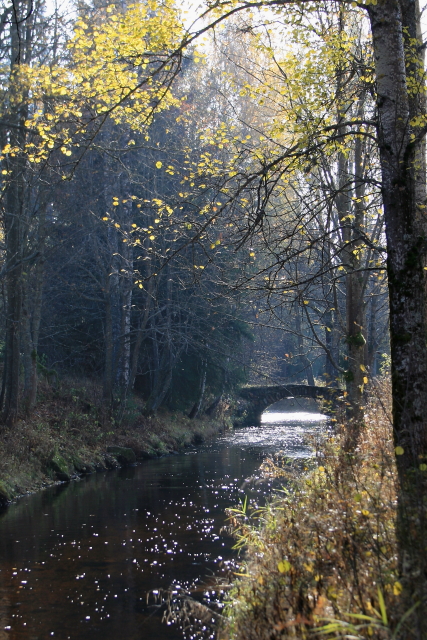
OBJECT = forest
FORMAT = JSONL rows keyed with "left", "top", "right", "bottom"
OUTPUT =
{"left": 0, "top": 0, "right": 426, "bottom": 637}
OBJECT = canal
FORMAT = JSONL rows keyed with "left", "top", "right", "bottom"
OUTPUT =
{"left": 0, "top": 402, "right": 326, "bottom": 640}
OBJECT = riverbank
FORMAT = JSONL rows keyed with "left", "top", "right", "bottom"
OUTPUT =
{"left": 218, "top": 381, "right": 401, "bottom": 640}
{"left": 0, "top": 378, "right": 232, "bottom": 507}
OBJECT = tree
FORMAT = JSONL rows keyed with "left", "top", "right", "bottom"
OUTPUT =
{"left": 0, "top": 0, "right": 185, "bottom": 424}
{"left": 178, "top": 0, "right": 427, "bottom": 627}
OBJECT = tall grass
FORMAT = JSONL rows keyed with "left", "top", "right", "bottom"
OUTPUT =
{"left": 219, "top": 380, "right": 404, "bottom": 640}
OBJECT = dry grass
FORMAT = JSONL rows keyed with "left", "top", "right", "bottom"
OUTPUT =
{"left": 218, "top": 380, "right": 403, "bottom": 640}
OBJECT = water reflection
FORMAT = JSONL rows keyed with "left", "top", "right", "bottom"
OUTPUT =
{"left": 0, "top": 410, "right": 325, "bottom": 640}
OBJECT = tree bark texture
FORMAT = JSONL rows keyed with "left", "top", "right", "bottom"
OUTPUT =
{"left": 295, "top": 309, "right": 315, "bottom": 386}
{"left": 188, "top": 358, "right": 207, "bottom": 419}
{"left": 22, "top": 200, "right": 47, "bottom": 413}
{"left": 2, "top": 96, "right": 25, "bottom": 425}
{"left": 336, "top": 144, "right": 366, "bottom": 428}
{"left": 368, "top": 0, "right": 427, "bottom": 633}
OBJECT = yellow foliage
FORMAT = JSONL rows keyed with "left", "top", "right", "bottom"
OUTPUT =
{"left": 4, "top": 0, "right": 184, "bottom": 164}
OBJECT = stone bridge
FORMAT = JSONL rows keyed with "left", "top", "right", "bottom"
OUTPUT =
{"left": 237, "top": 384, "right": 342, "bottom": 425}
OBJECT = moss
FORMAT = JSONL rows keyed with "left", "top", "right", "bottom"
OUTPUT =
{"left": 106, "top": 446, "right": 136, "bottom": 464}
{"left": 47, "top": 453, "right": 70, "bottom": 482}
{"left": 0, "top": 378, "right": 231, "bottom": 505}
{"left": 192, "top": 432, "right": 205, "bottom": 445}
{"left": 343, "top": 369, "right": 354, "bottom": 383}
{"left": 71, "top": 455, "right": 95, "bottom": 474}
{"left": 0, "top": 480, "right": 12, "bottom": 505}
{"left": 345, "top": 331, "right": 366, "bottom": 347}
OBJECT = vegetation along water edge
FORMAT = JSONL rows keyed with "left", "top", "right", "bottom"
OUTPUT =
{"left": 165, "top": 381, "right": 403, "bottom": 640}
{"left": 0, "top": 378, "right": 233, "bottom": 508}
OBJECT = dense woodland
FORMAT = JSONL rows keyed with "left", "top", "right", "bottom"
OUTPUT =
{"left": 0, "top": 0, "right": 391, "bottom": 422}
{"left": 1, "top": 0, "right": 427, "bottom": 636}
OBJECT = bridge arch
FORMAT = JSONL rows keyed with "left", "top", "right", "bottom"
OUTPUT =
{"left": 237, "top": 384, "right": 341, "bottom": 425}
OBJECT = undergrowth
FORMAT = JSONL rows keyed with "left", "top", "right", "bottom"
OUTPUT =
{"left": 0, "top": 377, "right": 229, "bottom": 501}
{"left": 217, "top": 381, "right": 402, "bottom": 639}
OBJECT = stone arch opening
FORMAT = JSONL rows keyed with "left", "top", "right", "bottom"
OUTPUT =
{"left": 237, "top": 384, "right": 341, "bottom": 426}
{"left": 263, "top": 396, "right": 319, "bottom": 416}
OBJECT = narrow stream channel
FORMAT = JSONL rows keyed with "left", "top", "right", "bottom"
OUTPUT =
{"left": 0, "top": 404, "right": 326, "bottom": 640}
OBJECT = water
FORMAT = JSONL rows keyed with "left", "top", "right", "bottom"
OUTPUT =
{"left": 0, "top": 408, "right": 326, "bottom": 640}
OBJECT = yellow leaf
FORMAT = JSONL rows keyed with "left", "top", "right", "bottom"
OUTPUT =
{"left": 360, "top": 364, "right": 366, "bottom": 372}
{"left": 395, "top": 446, "right": 404, "bottom": 455}
{"left": 156, "top": 161, "right": 162, "bottom": 169}
{"left": 278, "top": 560, "right": 291, "bottom": 573}
{"left": 363, "top": 376, "right": 368, "bottom": 384}
{"left": 393, "top": 581, "right": 403, "bottom": 595}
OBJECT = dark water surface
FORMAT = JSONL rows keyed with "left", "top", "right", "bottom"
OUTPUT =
{"left": 0, "top": 410, "right": 325, "bottom": 640}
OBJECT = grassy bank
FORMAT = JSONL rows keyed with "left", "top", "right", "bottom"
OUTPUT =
{"left": 0, "top": 378, "right": 231, "bottom": 507}
{"left": 216, "top": 381, "right": 402, "bottom": 640}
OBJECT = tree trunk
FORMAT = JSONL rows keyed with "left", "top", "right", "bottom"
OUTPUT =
{"left": 336, "top": 144, "right": 365, "bottom": 424}
{"left": 116, "top": 255, "right": 133, "bottom": 391}
{"left": 368, "top": 0, "right": 427, "bottom": 632}
{"left": 0, "top": 0, "right": 37, "bottom": 426}
{"left": 103, "top": 273, "right": 114, "bottom": 409}
{"left": 324, "top": 305, "right": 339, "bottom": 385}
{"left": 22, "top": 200, "right": 47, "bottom": 413}
{"left": 116, "top": 198, "right": 134, "bottom": 395}
{"left": 127, "top": 275, "right": 154, "bottom": 394}
{"left": 343, "top": 128, "right": 367, "bottom": 438}
{"left": 189, "top": 359, "right": 207, "bottom": 419}
{"left": 2, "top": 117, "right": 25, "bottom": 426}
{"left": 295, "top": 309, "right": 315, "bottom": 386}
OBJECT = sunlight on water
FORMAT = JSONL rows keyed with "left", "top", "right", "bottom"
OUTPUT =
{"left": 261, "top": 411, "right": 326, "bottom": 423}
{"left": 0, "top": 411, "right": 329, "bottom": 640}
{"left": 222, "top": 411, "right": 328, "bottom": 458}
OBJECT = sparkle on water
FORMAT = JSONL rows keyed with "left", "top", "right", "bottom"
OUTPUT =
{"left": 262, "top": 411, "right": 326, "bottom": 423}
{"left": 0, "top": 407, "right": 326, "bottom": 640}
